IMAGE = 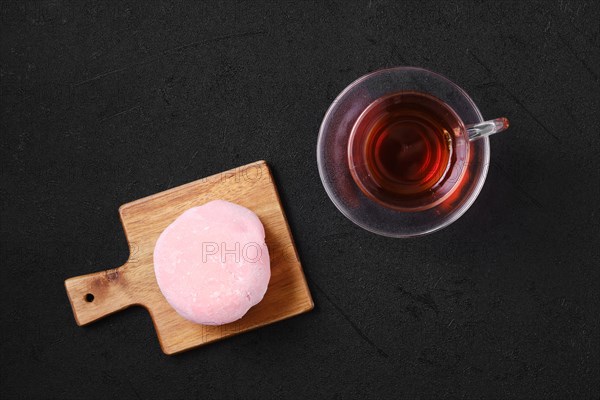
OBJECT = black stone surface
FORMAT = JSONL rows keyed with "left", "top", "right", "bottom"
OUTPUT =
{"left": 1, "top": 1, "right": 599, "bottom": 399}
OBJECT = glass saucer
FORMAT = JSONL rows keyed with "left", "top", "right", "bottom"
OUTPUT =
{"left": 316, "top": 67, "right": 490, "bottom": 237}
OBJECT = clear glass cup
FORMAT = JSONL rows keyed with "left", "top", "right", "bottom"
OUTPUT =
{"left": 317, "top": 67, "right": 509, "bottom": 237}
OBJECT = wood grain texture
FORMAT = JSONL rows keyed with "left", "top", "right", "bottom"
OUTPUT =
{"left": 64, "top": 160, "right": 313, "bottom": 354}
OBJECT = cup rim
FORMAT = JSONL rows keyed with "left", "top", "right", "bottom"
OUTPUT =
{"left": 347, "top": 90, "right": 469, "bottom": 212}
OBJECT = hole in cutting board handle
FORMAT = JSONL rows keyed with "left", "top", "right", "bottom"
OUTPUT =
{"left": 85, "top": 293, "right": 95, "bottom": 303}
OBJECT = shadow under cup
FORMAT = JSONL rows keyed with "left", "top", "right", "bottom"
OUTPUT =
{"left": 348, "top": 91, "right": 470, "bottom": 211}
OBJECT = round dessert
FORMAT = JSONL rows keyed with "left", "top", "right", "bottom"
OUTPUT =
{"left": 153, "top": 200, "right": 271, "bottom": 325}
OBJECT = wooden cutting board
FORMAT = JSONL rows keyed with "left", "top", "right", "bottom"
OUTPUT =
{"left": 65, "top": 160, "right": 313, "bottom": 355}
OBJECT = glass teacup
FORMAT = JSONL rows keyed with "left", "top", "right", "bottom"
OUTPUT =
{"left": 317, "top": 67, "right": 508, "bottom": 237}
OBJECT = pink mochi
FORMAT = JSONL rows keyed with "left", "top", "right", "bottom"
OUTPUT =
{"left": 153, "top": 200, "right": 271, "bottom": 325}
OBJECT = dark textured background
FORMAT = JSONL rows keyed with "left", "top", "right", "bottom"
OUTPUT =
{"left": 1, "top": 1, "right": 599, "bottom": 399}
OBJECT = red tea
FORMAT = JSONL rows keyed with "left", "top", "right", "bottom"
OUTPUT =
{"left": 348, "top": 91, "right": 469, "bottom": 210}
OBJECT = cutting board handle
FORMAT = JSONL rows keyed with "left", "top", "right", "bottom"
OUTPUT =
{"left": 65, "top": 264, "right": 136, "bottom": 326}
